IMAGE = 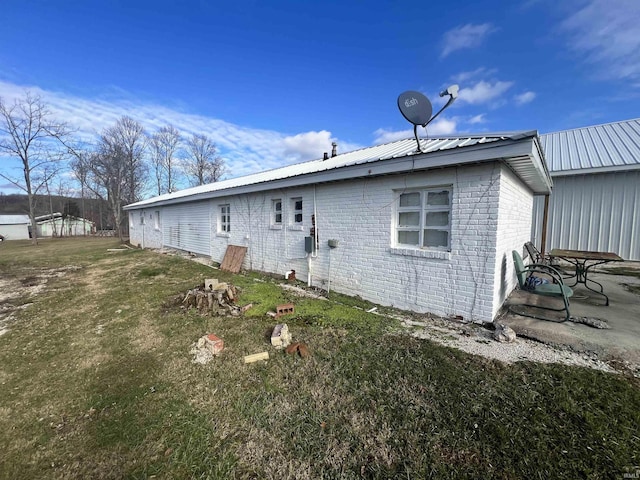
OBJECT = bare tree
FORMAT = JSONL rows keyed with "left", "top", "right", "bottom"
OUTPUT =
{"left": 70, "top": 150, "right": 89, "bottom": 234}
{"left": 74, "top": 117, "right": 147, "bottom": 240}
{"left": 0, "top": 92, "right": 70, "bottom": 244}
{"left": 42, "top": 165, "right": 60, "bottom": 236}
{"left": 184, "top": 133, "right": 225, "bottom": 186}
{"left": 150, "top": 125, "right": 181, "bottom": 194}
{"left": 102, "top": 116, "right": 147, "bottom": 205}
{"left": 83, "top": 143, "right": 128, "bottom": 240}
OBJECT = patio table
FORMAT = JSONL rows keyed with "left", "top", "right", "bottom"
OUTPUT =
{"left": 548, "top": 249, "right": 623, "bottom": 306}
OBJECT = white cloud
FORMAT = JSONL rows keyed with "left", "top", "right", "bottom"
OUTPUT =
{"left": 373, "top": 128, "right": 412, "bottom": 145}
{"left": 441, "top": 23, "right": 496, "bottom": 58}
{"left": 451, "top": 67, "right": 494, "bottom": 84}
{"left": 283, "top": 130, "right": 334, "bottom": 160}
{"left": 426, "top": 118, "right": 457, "bottom": 135}
{"left": 458, "top": 80, "right": 514, "bottom": 105}
{"left": 0, "top": 80, "right": 363, "bottom": 181}
{"left": 561, "top": 0, "right": 640, "bottom": 84}
{"left": 514, "top": 91, "right": 536, "bottom": 105}
{"left": 468, "top": 114, "right": 486, "bottom": 124}
{"left": 373, "top": 117, "right": 457, "bottom": 144}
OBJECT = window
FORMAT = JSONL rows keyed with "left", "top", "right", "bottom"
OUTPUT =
{"left": 219, "top": 204, "right": 230, "bottom": 233}
{"left": 291, "top": 197, "right": 303, "bottom": 224}
{"left": 154, "top": 211, "right": 160, "bottom": 230}
{"left": 140, "top": 211, "right": 145, "bottom": 225}
{"left": 272, "top": 199, "right": 282, "bottom": 225}
{"left": 396, "top": 188, "right": 451, "bottom": 250}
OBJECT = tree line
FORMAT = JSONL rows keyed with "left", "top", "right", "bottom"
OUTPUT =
{"left": 0, "top": 92, "right": 226, "bottom": 243}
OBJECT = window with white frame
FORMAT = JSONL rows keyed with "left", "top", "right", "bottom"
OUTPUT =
{"left": 272, "top": 199, "right": 282, "bottom": 225}
{"left": 291, "top": 197, "right": 303, "bottom": 224}
{"left": 140, "top": 211, "right": 145, "bottom": 225}
{"left": 154, "top": 211, "right": 160, "bottom": 230}
{"left": 219, "top": 204, "right": 230, "bottom": 233}
{"left": 396, "top": 188, "right": 452, "bottom": 250}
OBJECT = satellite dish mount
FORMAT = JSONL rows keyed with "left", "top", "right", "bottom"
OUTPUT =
{"left": 397, "top": 85, "right": 459, "bottom": 153}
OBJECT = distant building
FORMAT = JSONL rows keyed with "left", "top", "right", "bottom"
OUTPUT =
{"left": 0, "top": 215, "right": 31, "bottom": 240}
{"left": 35, "top": 213, "right": 95, "bottom": 237}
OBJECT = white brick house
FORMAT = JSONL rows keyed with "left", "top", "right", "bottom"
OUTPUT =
{"left": 125, "top": 132, "right": 552, "bottom": 323}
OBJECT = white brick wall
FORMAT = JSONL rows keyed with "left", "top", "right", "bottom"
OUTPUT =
{"left": 492, "top": 165, "right": 534, "bottom": 317}
{"left": 129, "top": 161, "right": 535, "bottom": 323}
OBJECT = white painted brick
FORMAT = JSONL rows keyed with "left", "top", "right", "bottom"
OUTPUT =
{"left": 131, "top": 162, "right": 534, "bottom": 323}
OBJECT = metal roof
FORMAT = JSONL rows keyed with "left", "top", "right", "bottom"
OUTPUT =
{"left": 126, "top": 131, "right": 552, "bottom": 210}
{"left": 540, "top": 118, "right": 640, "bottom": 176}
{"left": 0, "top": 214, "right": 30, "bottom": 225}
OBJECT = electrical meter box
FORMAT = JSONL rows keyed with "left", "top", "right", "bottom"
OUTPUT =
{"left": 304, "top": 236, "right": 313, "bottom": 253}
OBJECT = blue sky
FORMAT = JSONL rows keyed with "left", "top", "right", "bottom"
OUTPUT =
{"left": 1, "top": 0, "right": 639, "bottom": 195}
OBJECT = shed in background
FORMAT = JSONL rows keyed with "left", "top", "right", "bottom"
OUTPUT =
{"left": 0, "top": 215, "right": 31, "bottom": 240}
{"left": 35, "top": 212, "right": 95, "bottom": 237}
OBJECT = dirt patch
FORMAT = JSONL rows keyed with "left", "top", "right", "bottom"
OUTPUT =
{"left": 0, "top": 266, "right": 80, "bottom": 336}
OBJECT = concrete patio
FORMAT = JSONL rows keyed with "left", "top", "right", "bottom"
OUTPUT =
{"left": 502, "top": 262, "right": 640, "bottom": 371}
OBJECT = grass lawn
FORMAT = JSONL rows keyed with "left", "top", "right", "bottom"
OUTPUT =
{"left": 0, "top": 238, "right": 638, "bottom": 479}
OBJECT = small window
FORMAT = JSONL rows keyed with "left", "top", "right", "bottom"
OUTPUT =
{"left": 291, "top": 197, "right": 303, "bottom": 224}
{"left": 272, "top": 199, "right": 282, "bottom": 225}
{"left": 154, "top": 211, "right": 160, "bottom": 230}
{"left": 396, "top": 188, "right": 451, "bottom": 250}
{"left": 219, "top": 204, "right": 230, "bottom": 233}
{"left": 140, "top": 212, "right": 145, "bottom": 225}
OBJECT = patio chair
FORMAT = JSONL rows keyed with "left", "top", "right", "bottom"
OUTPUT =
{"left": 510, "top": 250, "right": 573, "bottom": 322}
{"left": 524, "top": 241, "right": 550, "bottom": 265}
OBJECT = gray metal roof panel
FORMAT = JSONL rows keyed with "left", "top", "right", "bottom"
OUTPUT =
{"left": 541, "top": 118, "right": 640, "bottom": 174}
{"left": 0, "top": 215, "right": 30, "bottom": 224}
{"left": 126, "top": 131, "right": 548, "bottom": 209}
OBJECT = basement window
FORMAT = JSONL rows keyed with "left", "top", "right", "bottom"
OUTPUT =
{"left": 395, "top": 188, "right": 451, "bottom": 250}
{"left": 219, "top": 204, "right": 230, "bottom": 233}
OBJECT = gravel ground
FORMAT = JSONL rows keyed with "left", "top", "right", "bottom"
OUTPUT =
{"left": 400, "top": 317, "right": 617, "bottom": 373}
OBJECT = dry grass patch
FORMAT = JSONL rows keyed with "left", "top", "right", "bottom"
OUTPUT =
{"left": 0, "top": 238, "right": 638, "bottom": 479}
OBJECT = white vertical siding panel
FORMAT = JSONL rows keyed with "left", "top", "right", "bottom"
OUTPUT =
{"left": 532, "top": 171, "right": 640, "bottom": 260}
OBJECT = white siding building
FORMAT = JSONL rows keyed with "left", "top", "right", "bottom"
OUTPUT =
{"left": 125, "top": 132, "right": 552, "bottom": 323}
{"left": 532, "top": 118, "right": 640, "bottom": 260}
{"left": 35, "top": 213, "right": 95, "bottom": 237}
{"left": 0, "top": 215, "right": 30, "bottom": 240}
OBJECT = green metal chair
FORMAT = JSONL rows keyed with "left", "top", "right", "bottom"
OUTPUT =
{"left": 524, "top": 241, "right": 550, "bottom": 265}
{"left": 511, "top": 250, "right": 573, "bottom": 322}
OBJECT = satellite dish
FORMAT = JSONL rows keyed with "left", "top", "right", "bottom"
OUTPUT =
{"left": 396, "top": 85, "right": 459, "bottom": 153}
{"left": 397, "top": 91, "right": 432, "bottom": 126}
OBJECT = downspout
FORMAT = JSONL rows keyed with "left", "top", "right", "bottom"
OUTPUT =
{"left": 308, "top": 185, "right": 319, "bottom": 287}
{"left": 312, "top": 185, "right": 318, "bottom": 257}
{"left": 540, "top": 194, "right": 550, "bottom": 256}
{"left": 141, "top": 209, "right": 145, "bottom": 249}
